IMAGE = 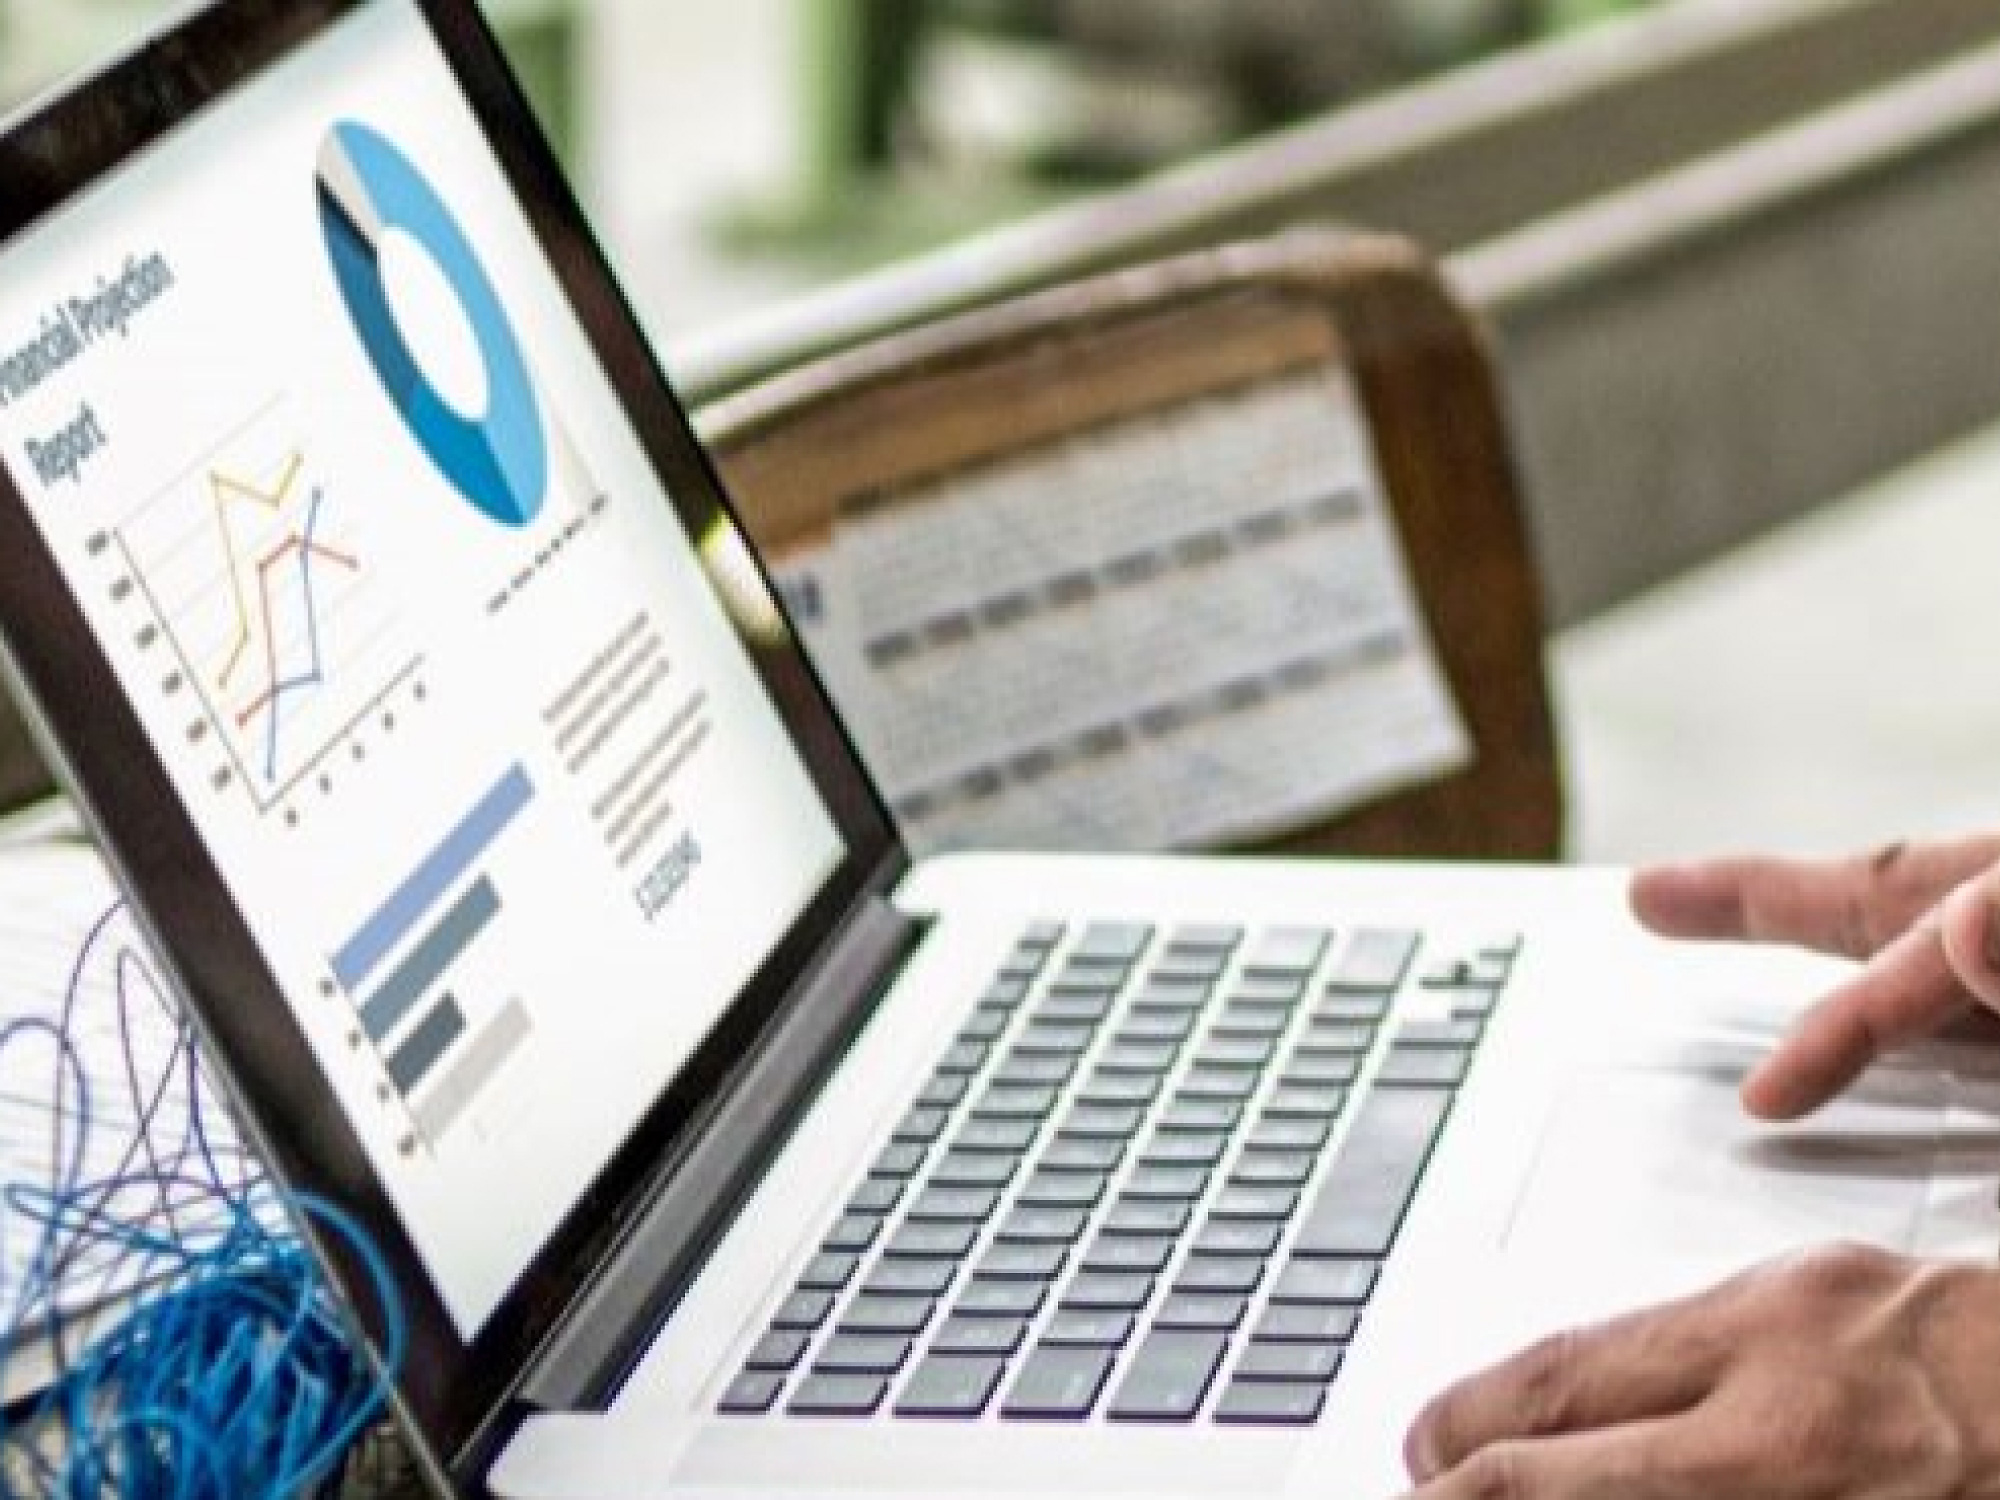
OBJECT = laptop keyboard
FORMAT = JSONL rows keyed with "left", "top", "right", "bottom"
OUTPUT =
{"left": 717, "top": 918, "right": 1517, "bottom": 1425}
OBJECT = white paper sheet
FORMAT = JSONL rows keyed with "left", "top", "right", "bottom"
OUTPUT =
{"left": 775, "top": 368, "right": 1471, "bottom": 854}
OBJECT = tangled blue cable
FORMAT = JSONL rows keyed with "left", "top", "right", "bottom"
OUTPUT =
{"left": 0, "top": 896, "right": 406, "bottom": 1499}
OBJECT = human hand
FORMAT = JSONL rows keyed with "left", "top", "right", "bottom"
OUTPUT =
{"left": 1630, "top": 833, "right": 2000, "bottom": 1119}
{"left": 1401, "top": 1245, "right": 2000, "bottom": 1498}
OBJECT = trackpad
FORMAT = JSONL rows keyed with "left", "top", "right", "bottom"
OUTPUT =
{"left": 1503, "top": 1049, "right": 1946, "bottom": 1280}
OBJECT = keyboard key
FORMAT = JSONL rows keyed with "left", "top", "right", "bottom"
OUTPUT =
{"left": 1060, "top": 1273, "right": 1155, "bottom": 1311}
{"left": 1179, "top": 1067, "right": 1260, "bottom": 1101}
{"left": 1003, "top": 1346, "right": 1116, "bottom": 1420}
{"left": 1284, "top": 1053, "right": 1363, "bottom": 1088}
{"left": 1326, "top": 929, "right": 1419, "bottom": 992}
{"left": 1060, "top": 1103, "right": 1146, "bottom": 1139}
{"left": 1139, "top": 1132, "right": 1228, "bottom": 1168}
{"left": 958, "top": 1004, "right": 1012, "bottom": 1043}
{"left": 1377, "top": 1046, "right": 1473, "bottom": 1088}
{"left": 1250, "top": 1116, "right": 1333, "bottom": 1152}
{"left": 932, "top": 1315, "right": 1028, "bottom": 1356}
{"left": 1150, "top": 951, "right": 1230, "bottom": 983}
{"left": 1300, "top": 1022, "right": 1375, "bottom": 1055}
{"left": 1109, "top": 1330, "right": 1229, "bottom": 1422}
{"left": 772, "top": 1290, "right": 834, "bottom": 1330}
{"left": 873, "top": 1142, "right": 927, "bottom": 1179}
{"left": 1124, "top": 1166, "right": 1209, "bottom": 1200}
{"left": 1166, "top": 924, "right": 1243, "bottom": 956}
{"left": 1082, "top": 1235, "right": 1174, "bottom": 1274}
{"left": 1245, "top": 927, "right": 1331, "bottom": 976}
{"left": 1195, "top": 1219, "right": 1283, "bottom": 1258}
{"left": 979, "top": 1243, "right": 1067, "bottom": 1280}
{"left": 815, "top": 1335, "right": 912, "bottom": 1375}
{"left": 1102, "top": 1198, "right": 1191, "bottom": 1237}
{"left": 939, "top": 1039, "right": 992, "bottom": 1074}
{"left": 910, "top": 1186, "right": 1001, "bottom": 1222}
{"left": 1018, "top": 1023, "right": 1096, "bottom": 1055}
{"left": 1078, "top": 1071, "right": 1160, "bottom": 1106}
{"left": 1040, "top": 1138, "right": 1125, "bottom": 1174}
{"left": 1118, "top": 1011, "right": 1197, "bottom": 1044}
{"left": 956, "top": 1279, "right": 1047, "bottom": 1319}
{"left": 1195, "top": 1037, "right": 1277, "bottom": 1070}
{"left": 822, "top": 1214, "right": 882, "bottom": 1253}
{"left": 984, "top": 973, "right": 1035, "bottom": 1005}
{"left": 1231, "top": 1151, "right": 1317, "bottom": 1187}
{"left": 999, "top": 1205, "right": 1090, "bottom": 1243}
{"left": 897, "top": 1355, "right": 1006, "bottom": 1418}
{"left": 1265, "top": 1086, "right": 1347, "bottom": 1119}
{"left": 1042, "top": 1311, "right": 1135, "bottom": 1347}
{"left": 1212, "top": 1185, "right": 1300, "bottom": 1221}
{"left": 1048, "top": 960, "right": 1130, "bottom": 996}
{"left": 1073, "top": 923, "right": 1153, "bottom": 964}
{"left": 975, "top": 1084, "right": 1060, "bottom": 1119}
{"left": 1099, "top": 1041, "right": 1180, "bottom": 1074}
{"left": 1038, "top": 992, "right": 1114, "bottom": 1024}
{"left": 745, "top": 1329, "right": 810, "bottom": 1371}
{"left": 1154, "top": 1293, "right": 1246, "bottom": 1331}
{"left": 797, "top": 1252, "right": 859, "bottom": 1291}
{"left": 1130, "top": 977, "right": 1214, "bottom": 1013}
{"left": 1237, "top": 1342, "right": 1343, "bottom": 1383}
{"left": 1018, "top": 1170, "right": 1107, "bottom": 1209}
{"left": 1213, "top": 1003, "right": 1291, "bottom": 1039}
{"left": 1256, "top": 1304, "right": 1360, "bottom": 1344}
{"left": 1161, "top": 1098, "right": 1242, "bottom": 1133}
{"left": 719, "top": 1371, "right": 784, "bottom": 1415}
{"left": 894, "top": 1107, "right": 950, "bottom": 1144}
{"left": 865, "top": 1260, "right": 957, "bottom": 1297}
{"left": 1273, "top": 1259, "right": 1380, "bottom": 1306}
{"left": 887, "top": 1222, "right": 978, "bottom": 1259}
{"left": 848, "top": 1178, "right": 904, "bottom": 1215}
{"left": 1022, "top": 919, "right": 1067, "bottom": 951}
{"left": 1315, "top": 994, "right": 1390, "bottom": 1025}
{"left": 953, "top": 1119, "right": 1038, "bottom": 1155}
{"left": 1214, "top": 1380, "right": 1325, "bottom": 1425}
{"left": 1397, "top": 1019, "right": 1485, "bottom": 1049}
{"left": 1175, "top": 1257, "right": 1265, "bottom": 1296}
{"left": 917, "top": 1072, "right": 970, "bottom": 1110}
{"left": 1293, "top": 1086, "right": 1452, "bottom": 1258}
{"left": 789, "top": 1373, "right": 887, "bottom": 1416}
{"left": 839, "top": 1296, "right": 936, "bottom": 1337}
{"left": 932, "top": 1152, "right": 1018, "bottom": 1189}
{"left": 1230, "top": 973, "right": 1310, "bottom": 1006}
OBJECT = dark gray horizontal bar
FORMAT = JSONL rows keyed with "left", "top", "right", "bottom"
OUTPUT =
{"left": 360, "top": 874, "right": 500, "bottom": 1043}
{"left": 387, "top": 992, "right": 468, "bottom": 1096}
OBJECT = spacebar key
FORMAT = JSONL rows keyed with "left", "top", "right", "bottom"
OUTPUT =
{"left": 1291, "top": 1086, "right": 1452, "bottom": 1258}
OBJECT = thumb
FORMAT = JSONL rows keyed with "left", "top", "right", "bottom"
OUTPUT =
{"left": 1938, "top": 869, "right": 2000, "bottom": 1012}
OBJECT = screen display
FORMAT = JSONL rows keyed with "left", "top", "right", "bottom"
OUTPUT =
{"left": 0, "top": 3, "right": 844, "bottom": 1335}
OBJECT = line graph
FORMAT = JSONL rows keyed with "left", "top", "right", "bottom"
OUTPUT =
{"left": 103, "top": 398, "right": 419, "bottom": 812}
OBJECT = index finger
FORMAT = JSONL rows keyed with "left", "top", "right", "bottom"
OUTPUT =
{"left": 1740, "top": 912, "right": 1964, "bottom": 1120}
{"left": 1632, "top": 836, "right": 2000, "bottom": 960}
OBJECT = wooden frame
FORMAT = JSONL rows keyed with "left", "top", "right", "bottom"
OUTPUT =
{"left": 704, "top": 230, "right": 1564, "bottom": 860}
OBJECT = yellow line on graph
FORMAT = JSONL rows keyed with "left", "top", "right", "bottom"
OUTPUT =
{"left": 212, "top": 450, "right": 305, "bottom": 689}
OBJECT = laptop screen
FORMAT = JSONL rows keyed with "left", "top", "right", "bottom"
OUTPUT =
{"left": 0, "top": 0, "right": 899, "bottom": 1466}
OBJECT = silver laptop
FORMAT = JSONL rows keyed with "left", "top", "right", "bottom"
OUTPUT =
{"left": 0, "top": 3, "right": 1992, "bottom": 1495}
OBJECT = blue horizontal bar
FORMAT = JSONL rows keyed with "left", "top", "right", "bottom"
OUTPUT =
{"left": 387, "top": 993, "right": 469, "bottom": 1096}
{"left": 332, "top": 764, "right": 532, "bottom": 990}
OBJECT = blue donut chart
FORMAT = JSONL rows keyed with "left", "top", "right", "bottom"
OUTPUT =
{"left": 316, "top": 121, "right": 548, "bottom": 528}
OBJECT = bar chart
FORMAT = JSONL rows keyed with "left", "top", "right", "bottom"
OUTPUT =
{"left": 330, "top": 762, "right": 539, "bottom": 1150}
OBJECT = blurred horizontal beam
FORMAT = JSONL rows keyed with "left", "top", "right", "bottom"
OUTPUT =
{"left": 672, "top": 0, "right": 2000, "bottom": 402}
{"left": 1460, "top": 41, "right": 2000, "bottom": 622}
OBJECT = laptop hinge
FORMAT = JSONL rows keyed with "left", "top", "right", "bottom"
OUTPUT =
{"left": 510, "top": 886, "right": 922, "bottom": 1419}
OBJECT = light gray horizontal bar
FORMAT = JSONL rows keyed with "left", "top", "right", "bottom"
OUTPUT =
{"left": 414, "top": 997, "right": 533, "bottom": 1141}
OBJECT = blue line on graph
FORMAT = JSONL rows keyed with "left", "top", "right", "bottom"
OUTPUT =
{"left": 259, "top": 485, "right": 335, "bottom": 780}
{"left": 331, "top": 765, "right": 535, "bottom": 990}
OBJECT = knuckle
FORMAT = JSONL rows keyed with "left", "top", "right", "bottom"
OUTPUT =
{"left": 1510, "top": 1328, "right": 1586, "bottom": 1435}
{"left": 1455, "top": 1445, "right": 1531, "bottom": 1500}
{"left": 1778, "top": 1241, "right": 1897, "bottom": 1301}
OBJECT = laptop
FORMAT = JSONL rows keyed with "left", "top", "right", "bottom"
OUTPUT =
{"left": 0, "top": 3, "right": 1993, "bottom": 1495}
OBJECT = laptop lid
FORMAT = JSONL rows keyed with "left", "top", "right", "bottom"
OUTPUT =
{"left": 0, "top": 0, "right": 902, "bottom": 1477}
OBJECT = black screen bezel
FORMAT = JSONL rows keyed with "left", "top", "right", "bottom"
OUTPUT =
{"left": 0, "top": 0, "right": 903, "bottom": 1474}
